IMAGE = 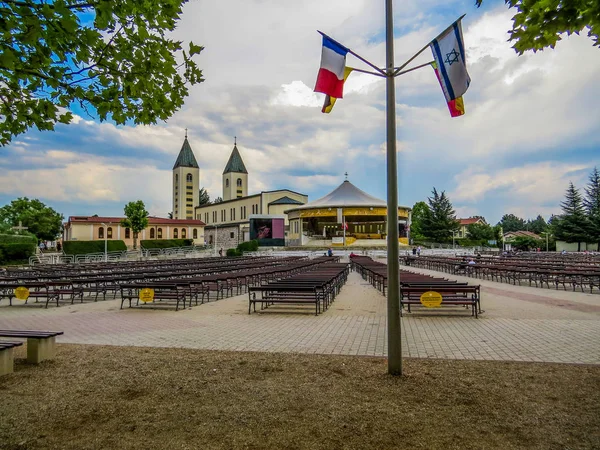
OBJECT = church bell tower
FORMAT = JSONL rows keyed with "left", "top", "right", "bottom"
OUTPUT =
{"left": 172, "top": 130, "right": 200, "bottom": 219}
{"left": 222, "top": 137, "right": 248, "bottom": 201}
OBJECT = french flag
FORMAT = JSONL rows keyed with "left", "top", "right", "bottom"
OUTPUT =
{"left": 314, "top": 35, "right": 348, "bottom": 99}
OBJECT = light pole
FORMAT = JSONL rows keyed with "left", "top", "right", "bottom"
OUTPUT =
{"left": 451, "top": 230, "right": 458, "bottom": 249}
{"left": 100, "top": 222, "right": 108, "bottom": 262}
{"left": 214, "top": 224, "right": 218, "bottom": 256}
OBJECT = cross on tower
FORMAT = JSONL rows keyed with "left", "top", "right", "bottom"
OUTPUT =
{"left": 12, "top": 221, "right": 28, "bottom": 233}
{"left": 234, "top": 136, "right": 237, "bottom": 146}
{"left": 344, "top": 172, "right": 348, "bottom": 181}
{"left": 185, "top": 128, "right": 188, "bottom": 138}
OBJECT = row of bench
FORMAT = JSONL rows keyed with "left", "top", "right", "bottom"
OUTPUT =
{"left": 351, "top": 256, "right": 482, "bottom": 318}
{"left": 401, "top": 255, "right": 600, "bottom": 293}
{"left": 248, "top": 261, "right": 349, "bottom": 315}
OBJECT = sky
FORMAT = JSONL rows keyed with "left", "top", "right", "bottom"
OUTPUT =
{"left": 1, "top": 0, "right": 599, "bottom": 225}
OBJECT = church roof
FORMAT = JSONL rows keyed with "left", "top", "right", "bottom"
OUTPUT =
{"left": 286, "top": 180, "right": 389, "bottom": 211}
{"left": 223, "top": 145, "right": 248, "bottom": 174}
{"left": 173, "top": 138, "right": 199, "bottom": 170}
{"left": 268, "top": 196, "right": 304, "bottom": 206}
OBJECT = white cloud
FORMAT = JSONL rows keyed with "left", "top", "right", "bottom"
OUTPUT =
{"left": 1, "top": 1, "right": 598, "bottom": 224}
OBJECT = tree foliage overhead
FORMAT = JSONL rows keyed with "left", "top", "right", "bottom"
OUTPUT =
{"left": 420, "top": 188, "right": 460, "bottom": 243}
{"left": 120, "top": 200, "right": 149, "bottom": 250}
{"left": 476, "top": 0, "right": 600, "bottom": 54}
{"left": 0, "top": 197, "right": 63, "bottom": 241}
{"left": 0, "top": 0, "right": 204, "bottom": 146}
{"left": 199, "top": 187, "right": 210, "bottom": 206}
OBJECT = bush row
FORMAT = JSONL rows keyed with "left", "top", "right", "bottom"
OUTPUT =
{"left": 140, "top": 239, "right": 193, "bottom": 249}
{"left": 0, "top": 234, "right": 37, "bottom": 244}
{"left": 0, "top": 242, "right": 37, "bottom": 264}
{"left": 226, "top": 239, "right": 259, "bottom": 258}
{"left": 63, "top": 240, "right": 127, "bottom": 255}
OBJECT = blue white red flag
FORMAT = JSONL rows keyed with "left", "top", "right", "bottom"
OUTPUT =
{"left": 315, "top": 35, "right": 349, "bottom": 99}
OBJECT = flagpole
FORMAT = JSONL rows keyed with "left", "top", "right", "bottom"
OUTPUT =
{"left": 318, "top": 31, "right": 386, "bottom": 76}
{"left": 385, "top": 0, "right": 402, "bottom": 376}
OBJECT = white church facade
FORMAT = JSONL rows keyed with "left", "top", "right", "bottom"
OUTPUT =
{"left": 173, "top": 137, "right": 308, "bottom": 249}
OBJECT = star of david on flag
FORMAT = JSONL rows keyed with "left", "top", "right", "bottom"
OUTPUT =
{"left": 430, "top": 18, "right": 470, "bottom": 102}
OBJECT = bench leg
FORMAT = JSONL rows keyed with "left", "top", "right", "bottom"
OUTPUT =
{"left": 0, "top": 348, "right": 15, "bottom": 376}
{"left": 27, "top": 336, "right": 56, "bottom": 364}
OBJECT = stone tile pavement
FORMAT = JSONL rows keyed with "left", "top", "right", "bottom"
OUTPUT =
{"left": 0, "top": 269, "right": 598, "bottom": 364}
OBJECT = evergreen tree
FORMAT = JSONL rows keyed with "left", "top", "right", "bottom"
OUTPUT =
{"left": 466, "top": 222, "right": 494, "bottom": 240}
{"left": 584, "top": 167, "right": 600, "bottom": 247}
{"left": 554, "top": 182, "right": 590, "bottom": 251}
{"left": 420, "top": 188, "right": 459, "bottom": 243}
{"left": 527, "top": 215, "right": 548, "bottom": 235}
{"left": 498, "top": 214, "right": 526, "bottom": 232}
{"left": 199, "top": 187, "right": 211, "bottom": 206}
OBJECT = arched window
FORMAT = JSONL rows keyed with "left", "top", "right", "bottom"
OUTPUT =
{"left": 193, "top": 228, "right": 198, "bottom": 239}
{"left": 182, "top": 228, "right": 187, "bottom": 238}
{"left": 174, "top": 228, "right": 178, "bottom": 238}
{"left": 125, "top": 228, "right": 130, "bottom": 239}
{"left": 150, "top": 228, "right": 155, "bottom": 239}
{"left": 107, "top": 227, "right": 113, "bottom": 239}
{"left": 225, "top": 179, "right": 229, "bottom": 188}
{"left": 237, "top": 178, "right": 242, "bottom": 187}
{"left": 158, "top": 228, "right": 163, "bottom": 238}
{"left": 186, "top": 173, "right": 192, "bottom": 182}
{"left": 98, "top": 227, "right": 104, "bottom": 239}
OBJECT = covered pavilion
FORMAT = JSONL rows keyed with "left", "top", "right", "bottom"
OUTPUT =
{"left": 285, "top": 180, "right": 411, "bottom": 246}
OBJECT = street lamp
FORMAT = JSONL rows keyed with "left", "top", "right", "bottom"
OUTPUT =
{"left": 100, "top": 222, "right": 109, "bottom": 262}
{"left": 451, "top": 230, "right": 459, "bottom": 249}
{"left": 213, "top": 224, "right": 218, "bottom": 256}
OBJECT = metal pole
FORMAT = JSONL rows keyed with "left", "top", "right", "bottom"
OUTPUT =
{"left": 385, "top": 0, "right": 402, "bottom": 375}
{"left": 101, "top": 222, "right": 107, "bottom": 262}
{"left": 546, "top": 233, "right": 549, "bottom": 252}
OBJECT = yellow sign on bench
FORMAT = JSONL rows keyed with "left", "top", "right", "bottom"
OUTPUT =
{"left": 14, "top": 286, "right": 30, "bottom": 301}
{"left": 420, "top": 291, "right": 442, "bottom": 308}
{"left": 139, "top": 288, "right": 155, "bottom": 303}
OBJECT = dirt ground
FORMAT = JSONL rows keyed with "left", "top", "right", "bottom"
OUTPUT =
{"left": 1, "top": 344, "right": 598, "bottom": 450}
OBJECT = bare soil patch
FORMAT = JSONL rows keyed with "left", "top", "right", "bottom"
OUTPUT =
{"left": 1, "top": 345, "right": 598, "bottom": 450}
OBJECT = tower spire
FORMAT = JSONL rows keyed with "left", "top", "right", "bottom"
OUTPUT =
{"left": 185, "top": 128, "right": 188, "bottom": 139}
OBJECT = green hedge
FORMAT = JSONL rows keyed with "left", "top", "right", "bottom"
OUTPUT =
{"left": 0, "top": 242, "right": 36, "bottom": 264}
{"left": 0, "top": 234, "right": 37, "bottom": 244}
{"left": 226, "top": 248, "right": 243, "bottom": 257}
{"left": 63, "top": 240, "right": 127, "bottom": 255}
{"left": 237, "top": 240, "right": 259, "bottom": 252}
{"left": 140, "top": 239, "right": 193, "bottom": 249}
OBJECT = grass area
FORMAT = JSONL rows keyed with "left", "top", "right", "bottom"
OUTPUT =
{"left": 1, "top": 345, "right": 598, "bottom": 450}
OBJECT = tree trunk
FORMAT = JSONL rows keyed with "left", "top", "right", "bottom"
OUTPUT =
{"left": 577, "top": 241, "right": 581, "bottom": 252}
{"left": 133, "top": 232, "right": 138, "bottom": 250}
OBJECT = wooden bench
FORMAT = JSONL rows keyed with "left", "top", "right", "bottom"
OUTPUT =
{"left": 119, "top": 284, "right": 187, "bottom": 311}
{"left": 400, "top": 286, "right": 481, "bottom": 318}
{"left": 0, "top": 330, "right": 64, "bottom": 364}
{"left": 0, "top": 341, "right": 24, "bottom": 376}
{"left": 248, "top": 285, "right": 324, "bottom": 315}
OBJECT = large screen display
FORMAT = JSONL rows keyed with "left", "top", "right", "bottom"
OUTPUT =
{"left": 249, "top": 217, "right": 285, "bottom": 246}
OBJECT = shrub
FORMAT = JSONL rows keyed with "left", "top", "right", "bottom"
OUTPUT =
{"left": 0, "top": 242, "right": 36, "bottom": 263}
{"left": 226, "top": 248, "right": 242, "bottom": 257}
{"left": 63, "top": 240, "right": 127, "bottom": 255}
{"left": 0, "top": 234, "right": 37, "bottom": 244}
{"left": 237, "top": 239, "right": 259, "bottom": 252}
{"left": 140, "top": 239, "right": 193, "bottom": 249}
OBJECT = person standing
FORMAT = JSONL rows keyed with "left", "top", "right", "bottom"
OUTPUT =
{"left": 219, "top": 247, "right": 223, "bottom": 257}
{"left": 417, "top": 246, "right": 421, "bottom": 256}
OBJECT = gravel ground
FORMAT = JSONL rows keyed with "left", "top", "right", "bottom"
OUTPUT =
{"left": 1, "top": 344, "right": 599, "bottom": 450}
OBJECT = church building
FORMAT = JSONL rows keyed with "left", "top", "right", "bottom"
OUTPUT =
{"left": 174, "top": 136, "right": 308, "bottom": 249}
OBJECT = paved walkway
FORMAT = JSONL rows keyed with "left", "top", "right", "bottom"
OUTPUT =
{"left": 0, "top": 267, "right": 598, "bottom": 364}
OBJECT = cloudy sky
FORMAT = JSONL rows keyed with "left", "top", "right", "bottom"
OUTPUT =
{"left": 1, "top": 0, "right": 598, "bottom": 224}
